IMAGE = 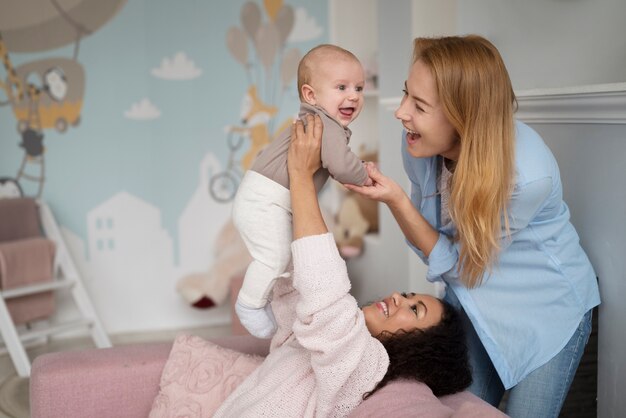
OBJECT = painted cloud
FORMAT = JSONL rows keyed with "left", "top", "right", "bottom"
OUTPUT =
{"left": 288, "top": 8, "right": 324, "bottom": 42}
{"left": 124, "top": 98, "right": 161, "bottom": 120}
{"left": 151, "top": 51, "right": 202, "bottom": 80}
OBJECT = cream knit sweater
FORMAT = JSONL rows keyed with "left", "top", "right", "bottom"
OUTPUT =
{"left": 214, "top": 233, "right": 389, "bottom": 417}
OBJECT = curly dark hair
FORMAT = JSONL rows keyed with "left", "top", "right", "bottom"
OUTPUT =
{"left": 364, "top": 299, "right": 472, "bottom": 399}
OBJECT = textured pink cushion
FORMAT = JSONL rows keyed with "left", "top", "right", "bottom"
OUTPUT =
{"left": 30, "top": 336, "right": 270, "bottom": 418}
{"left": 30, "top": 342, "right": 173, "bottom": 418}
{"left": 349, "top": 380, "right": 455, "bottom": 417}
{"left": 442, "top": 390, "right": 509, "bottom": 417}
{"left": 350, "top": 379, "right": 509, "bottom": 418}
{"left": 149, "top": 334, "right": 263, "bottom": 417}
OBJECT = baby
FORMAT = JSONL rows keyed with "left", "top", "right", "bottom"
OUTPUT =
{"left": 232, "top": 44, "right": 371, "bottom": 338}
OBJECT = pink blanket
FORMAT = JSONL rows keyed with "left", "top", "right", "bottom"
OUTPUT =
{"left": 0, "top": 198, "right": 41, "bottom": 242}
{"left": 0, "top": 237, "right": 56, "bottom": 324}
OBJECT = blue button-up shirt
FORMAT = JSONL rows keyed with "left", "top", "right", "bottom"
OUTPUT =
{"left": 402, "top": 121, "right": 600, "bottom": 388}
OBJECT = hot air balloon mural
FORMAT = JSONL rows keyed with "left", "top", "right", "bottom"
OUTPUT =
{"left": 0, "top": 0, "right": 127, "bottom": 197}
{"left": 209, "top": 0, "right": 303, "bottom": 203}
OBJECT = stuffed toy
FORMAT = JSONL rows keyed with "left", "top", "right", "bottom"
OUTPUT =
{"left": 332, "top": 151, "right": 379, "bottom": 259}
{"left": 177, "top": 151, "right": 378, "bottom": 309}
{"left": 178, "top": 203, "right": 341, "bottom": 309}
{"left": 176, "top": 218, "right": 252, "bottom": 309}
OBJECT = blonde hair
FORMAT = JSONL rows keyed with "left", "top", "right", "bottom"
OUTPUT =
{"left": 297, "top": 44, "right": 360, "bottom": 101}
{"left": 412, "top": 35, "right": 516, "bottom": 288}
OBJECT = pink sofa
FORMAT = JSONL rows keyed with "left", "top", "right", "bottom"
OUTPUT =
{"left": 30, "top": 335, "right": 507, "bottom": 417}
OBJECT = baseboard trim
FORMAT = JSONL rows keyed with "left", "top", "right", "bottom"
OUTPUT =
{"left": 515, "top": 83, "right": 626, "bottom": 125}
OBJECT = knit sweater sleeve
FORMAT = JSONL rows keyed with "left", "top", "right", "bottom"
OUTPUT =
{"left": 290, "top": 233, "right": 389, "bottom": 416}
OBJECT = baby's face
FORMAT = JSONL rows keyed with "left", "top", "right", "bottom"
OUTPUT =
{"left": 307, "top": 58, "right": 365, "bottom": 127}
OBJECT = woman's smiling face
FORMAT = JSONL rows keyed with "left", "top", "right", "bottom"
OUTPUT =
{"left": 394, "top": 59, "right": 460, "bottom": 161}
{"left": 362, "top": 292, "right": 444, "bottom": 337}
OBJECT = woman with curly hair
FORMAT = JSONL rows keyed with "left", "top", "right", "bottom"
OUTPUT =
{"left": 366, "top": 292, "right": 471, "bottom": 399}
{"left": 346, "top": 35, "right": 600, "bottom": 417}
{"left": 214, "top": 114, "right": 472, "bottom": 418}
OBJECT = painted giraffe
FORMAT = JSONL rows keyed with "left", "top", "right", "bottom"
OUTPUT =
{"left": 0, "top": 32, "right": 24, "bottom": 103}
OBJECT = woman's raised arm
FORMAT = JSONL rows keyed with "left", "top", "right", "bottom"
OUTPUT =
{"left": 287, "top": 114, "right": 328, "bottom": 240}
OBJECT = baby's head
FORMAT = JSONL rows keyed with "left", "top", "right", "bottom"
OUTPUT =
{"left": 298, "top": 44, "right": 365, "bottom": 127}
{"left": 362, "top": 292, "right": 472, "bottom": 398}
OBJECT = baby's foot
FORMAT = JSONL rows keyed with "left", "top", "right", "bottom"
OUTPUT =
{"left": 235, "top": 298, "right": 277, "bottom": 339}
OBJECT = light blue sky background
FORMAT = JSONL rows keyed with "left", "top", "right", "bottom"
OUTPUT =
{"left": 0, "top": 0, "right": 328, "bottom": 247}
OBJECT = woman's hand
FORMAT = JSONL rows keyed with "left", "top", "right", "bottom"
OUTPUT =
{"left": 287, "top": 114, "right": 323, "bottom": 181}
{"left": 344, "top": 163, "right": 406, "bottom": 207}
{"left": 348, "top": 163, "right": 439, "bottom": 256}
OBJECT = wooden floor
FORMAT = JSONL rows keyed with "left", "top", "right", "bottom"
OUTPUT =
{"left": 0, "top": 325, "right": 233, "bottom": 418}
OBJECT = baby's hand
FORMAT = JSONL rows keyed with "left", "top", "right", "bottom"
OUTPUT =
{"left": 362, "top": 161, "right": 376, "bottom": 186}
{"left": 363, "top": 161, "right": 378, "bottom": 170}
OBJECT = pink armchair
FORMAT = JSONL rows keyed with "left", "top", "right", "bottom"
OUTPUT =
{"left": 30, "top": 335, "right": 507, "bottom": 417}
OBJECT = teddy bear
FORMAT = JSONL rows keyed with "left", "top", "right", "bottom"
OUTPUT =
{"left": 176, "top": 151, "right": 378, "bottom": 309}
{"left": 176, "top": 218, "right": 252, "bottom": 309}
{"left": 177, "top": 205, "right": 342, "bottom": 310}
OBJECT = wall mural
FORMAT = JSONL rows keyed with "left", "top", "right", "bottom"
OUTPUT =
{"left": 177, "top": 0, "right": 308, "bottom": 311}
{"left": 211, "top": 0, "right": 301, "bottom": 202}
{"left": 0, "top": 0, "right": 325, "bottom": 333}
{"left": 0, "top": 0, "right": 127, "bottom": 198}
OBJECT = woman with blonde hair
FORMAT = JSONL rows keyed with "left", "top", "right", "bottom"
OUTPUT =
{"left": 346, "top": 35, "right": 600, "bottom": 417}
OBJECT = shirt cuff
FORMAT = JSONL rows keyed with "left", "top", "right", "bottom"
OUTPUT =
{"left": 425, "top": 233, "right": 458, "bottom": 282}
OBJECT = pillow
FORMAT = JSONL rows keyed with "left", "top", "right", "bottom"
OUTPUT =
{"left": 350, "top": 379, "right": 508, "bottom": 418}
{"left": 349, "top": 380, "right": 455, "bottom": 418}
{"left": 149, "top": 334, "right": 263, "bottom": 418}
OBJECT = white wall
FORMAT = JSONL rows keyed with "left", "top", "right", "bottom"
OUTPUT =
{"left": 535, "top": 121, "right": 626, "bottom": 418}
{"left": 328, "top": 0, "right": 379, "bottom": 155}
{"left": 457, "top": 0, "right": 626, "bottom": 90}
